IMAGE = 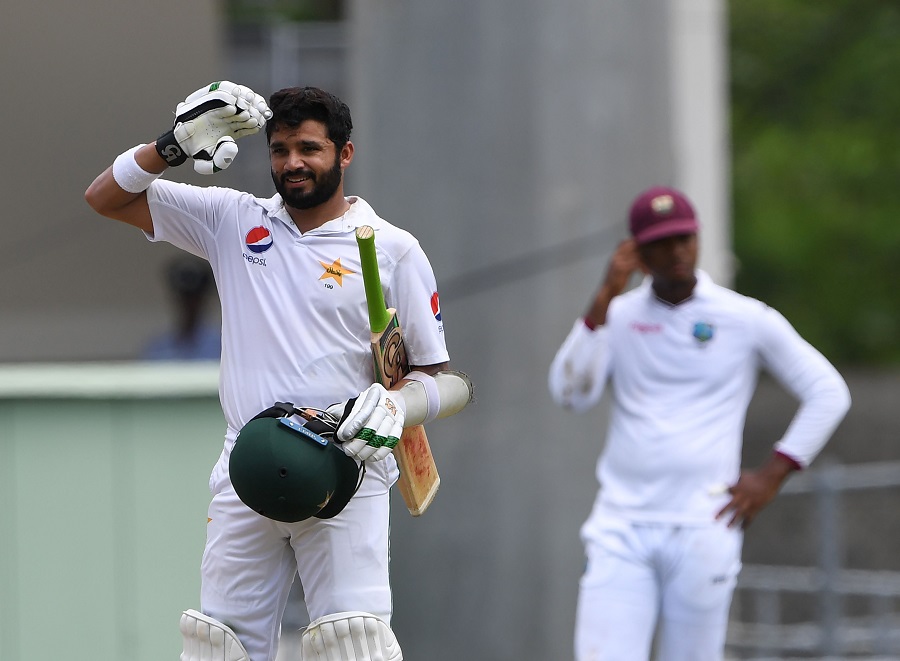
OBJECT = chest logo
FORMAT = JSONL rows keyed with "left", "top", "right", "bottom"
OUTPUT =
{"left": 245, "top": 226, "right": 273, "bottom": 254}
{"left": 693, "top": 322, "right": 715, "bottom": 343}
{"left": 319, "top": 258, "right": 356, "bottom": 286}
{"left": 630, "top": 322, "right": 663, "bottom": 334}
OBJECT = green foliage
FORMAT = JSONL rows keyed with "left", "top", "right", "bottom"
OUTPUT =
{"left": 226, "top": 0, "right": 343, "bottom": 24}
{"left": 730, "top": 0, "right": 900, "bottom": 365}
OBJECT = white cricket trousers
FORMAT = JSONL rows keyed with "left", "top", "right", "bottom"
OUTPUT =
{"left": 575, "top": 513, "right": 742, "bottom": 661}
{"left": 200, "top": 464, "right": 393, "bottom": 661}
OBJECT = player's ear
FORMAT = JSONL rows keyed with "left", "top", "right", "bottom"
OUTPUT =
{"left": 340, "top": 141, "right": 354, "bottom": 169}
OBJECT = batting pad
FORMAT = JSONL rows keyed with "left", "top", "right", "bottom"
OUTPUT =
{"left": 301, "top": 611, "right": 403, "bottom": 661}
{"left": 180, "top": 609, "right": 250, "bottom": 661}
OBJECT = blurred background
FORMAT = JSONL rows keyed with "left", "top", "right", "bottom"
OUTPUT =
{"left": 1, "top": 0, "right": 898, "bottom": 659}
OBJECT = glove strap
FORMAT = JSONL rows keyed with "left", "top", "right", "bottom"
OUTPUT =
{"left": 155, "top": 129, "right": 188, "bottom": 167}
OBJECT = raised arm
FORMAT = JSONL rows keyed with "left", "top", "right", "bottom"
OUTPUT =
{"left": 84, "top": 81, "right": 272, "bottom": 233}
{"left": 548, "top": 240, "right": 644, "bottom": 411}
{"left": 584, "top": 238, "right": 644, "bottom": 328}
{"left": 84, "top": 144, "right": 167, "bottom": 232}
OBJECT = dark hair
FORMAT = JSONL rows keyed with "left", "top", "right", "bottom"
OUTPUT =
{"left": 266, "top": 87, "right": 353, "bottom": 148}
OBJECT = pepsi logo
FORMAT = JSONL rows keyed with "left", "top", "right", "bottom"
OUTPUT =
{"left": 431, "top": 292, "right": 442, "bottom": 321}
{"left": 245, "top": 226, "right": 273, "bottom": 254}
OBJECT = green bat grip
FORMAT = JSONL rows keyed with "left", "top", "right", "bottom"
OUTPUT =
{"left": 355, "top": 226, "right": 392, "bottom": 333}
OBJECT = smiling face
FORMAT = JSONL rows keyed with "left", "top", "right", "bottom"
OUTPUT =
{"left": 268, "top": 119, "right": 353, "bottom": 212}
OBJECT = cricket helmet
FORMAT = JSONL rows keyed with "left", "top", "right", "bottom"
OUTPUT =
{"left": 229, "top": 403, "right": 363, "bottom": 523}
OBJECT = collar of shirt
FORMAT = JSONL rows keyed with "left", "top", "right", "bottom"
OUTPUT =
{"left": 259, "top": 195, "right": 385, "bottom": 236}
{"left": 637, "top": 269, "right": 714, "bottom": 307}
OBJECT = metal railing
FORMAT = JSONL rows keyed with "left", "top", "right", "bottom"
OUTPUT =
{"left": 726, "top": 460, "right": 900, "bottom": 659}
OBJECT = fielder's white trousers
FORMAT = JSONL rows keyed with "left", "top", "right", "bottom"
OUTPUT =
{"left": 199, "top": 462, "right": 393, "bottom": 661}
{"left": 575, "top": 512, "right": 742, "bottom": 661}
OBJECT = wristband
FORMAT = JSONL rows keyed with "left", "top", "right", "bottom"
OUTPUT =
{"left": 774, "top": 449, "right": 803, "bottom": 471}
{"left": 155, "top": 129, "right": 188, "bottom": 167}
{"left": 112, "top": 145, "right": 162, "bottom": 194}
{"left": 404, "top": 371, "right": 441, "bottom": 424}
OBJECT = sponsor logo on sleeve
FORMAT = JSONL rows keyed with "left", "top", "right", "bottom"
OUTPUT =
{"left": 431, "top": 292, "right": 441, "bottom": 321}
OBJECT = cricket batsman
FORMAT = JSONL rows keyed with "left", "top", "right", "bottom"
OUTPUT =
{"left": 85, "top": 81, "right": 471, "bottom": 660}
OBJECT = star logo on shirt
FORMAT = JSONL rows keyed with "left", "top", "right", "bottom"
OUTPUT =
{"left": 319, "top": 258, "right": 356, "bottom": 286}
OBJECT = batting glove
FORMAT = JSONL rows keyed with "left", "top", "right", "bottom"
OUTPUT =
{"left": 327, "top": 384, "right": 406, "bottom": 463}
{"left": 155, "top": 81, "right": 273, "bottom": 175}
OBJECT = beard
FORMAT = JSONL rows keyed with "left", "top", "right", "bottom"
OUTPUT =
{"left": 272, "top": 156, "right": 343, "bottom": 210}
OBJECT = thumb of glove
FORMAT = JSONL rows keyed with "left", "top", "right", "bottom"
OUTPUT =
{"left": 193, "top": 137, "right": 239, "bottom": 175}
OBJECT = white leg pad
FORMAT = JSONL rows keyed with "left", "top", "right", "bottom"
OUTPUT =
{"left": 180, "top": 609, "right": 250, "bottom": 661}
{"left": 300, "top": 611, "right": 403, "bottom": 661}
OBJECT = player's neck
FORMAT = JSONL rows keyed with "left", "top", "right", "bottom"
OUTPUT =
{"left": 652, "top": 275, "right": 697, "bottom": 305}
{"left": 286, "top": 194, "right": 352, "bottom": 234}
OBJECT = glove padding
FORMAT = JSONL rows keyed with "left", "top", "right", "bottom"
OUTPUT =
{"left": 158, "top": 81, "right": 273, "bottom": 175}
{"left": 327, "top": 384, "right": 406, "bottom": 463}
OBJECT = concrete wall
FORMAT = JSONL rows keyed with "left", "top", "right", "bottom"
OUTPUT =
{"left": 0, "top": 0, "right": 224, "bottom": 362}
{"left": 345, "top": 2, "right": 730, "bottom": 658}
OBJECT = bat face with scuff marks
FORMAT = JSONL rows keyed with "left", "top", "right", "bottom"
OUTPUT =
{"left": 373, "top": 312, "right": 409, "bottom": 387}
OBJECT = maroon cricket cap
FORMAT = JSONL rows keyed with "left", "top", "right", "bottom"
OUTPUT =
{"left": 628, "top": 186, "right": 699, "bottom": 245}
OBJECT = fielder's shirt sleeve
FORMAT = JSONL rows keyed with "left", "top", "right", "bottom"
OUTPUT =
{"left": 754, "top": 305, "right": 851, "bottom": 467}
{"left": 548, "top": 319, "right": 613, "bottom": 413}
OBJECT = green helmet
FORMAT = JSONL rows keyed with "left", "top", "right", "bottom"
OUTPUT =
{"left": 229, "top": 403, "right": 363, "bottom": 523}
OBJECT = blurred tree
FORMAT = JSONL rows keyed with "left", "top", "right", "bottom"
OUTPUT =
{"left": 225, "top": 0, "right": 343, "bottom": 23}
{"left": 730, "top": 0, "right": 900, "bottom": 365}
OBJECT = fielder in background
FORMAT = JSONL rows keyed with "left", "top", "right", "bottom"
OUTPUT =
{"left": 85, "top": 81, "right": 471, "bottom": 661}
{"left": 141, "top": 255, "right": 221, "bottom": 361}
{"left": 548, "top": 186, "right": 851, "bottom": 661}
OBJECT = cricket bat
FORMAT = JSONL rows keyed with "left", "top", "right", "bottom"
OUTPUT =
{"left": 355, "top": 225, "right": 440, "bottom": 516}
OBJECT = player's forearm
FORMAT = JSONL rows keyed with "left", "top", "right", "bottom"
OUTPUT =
{"left": 134, "top": 142, "right": 170, "bottom": 174}
{"left": 584, "top": 285, "right": 617, "bottom": 328}
{"left": 400, "top": 369, "right": 473, "bottom": 426}
{"left": 548, "top": 319, "right": 610, "bottom": 412}
{"left": 772, "top": 359, "right": 851, "bottom": 467}
{"left": 585, "top": 239, "right": 642, "bottom": 328}
{"left": 717, "top": 452, "right": 799, "bottom": 528}
{"left": 755, "top": 451, "right": 798, "bottom": 491}
{"left": 85, "top": 144, "right": 164, "bottom": 209}
{"left": 401, "top": 361, "right": 449, "bottom": 381}
{"left": 760, "top": 308, "right": 851, "bottom": 466}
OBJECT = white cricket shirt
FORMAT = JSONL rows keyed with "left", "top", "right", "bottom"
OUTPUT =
{"left": 146, "top": 182, "right": 449, "bottom": 493}
{"left": 548, "top": 271, "right": 850, "bottom": 523}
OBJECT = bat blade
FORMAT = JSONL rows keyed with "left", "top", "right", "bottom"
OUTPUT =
{"left": 356, "top": 225, "right": 440, "bottom": 516}
{"left": 372, "top": 311, "right": 408, "bottom": 388}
